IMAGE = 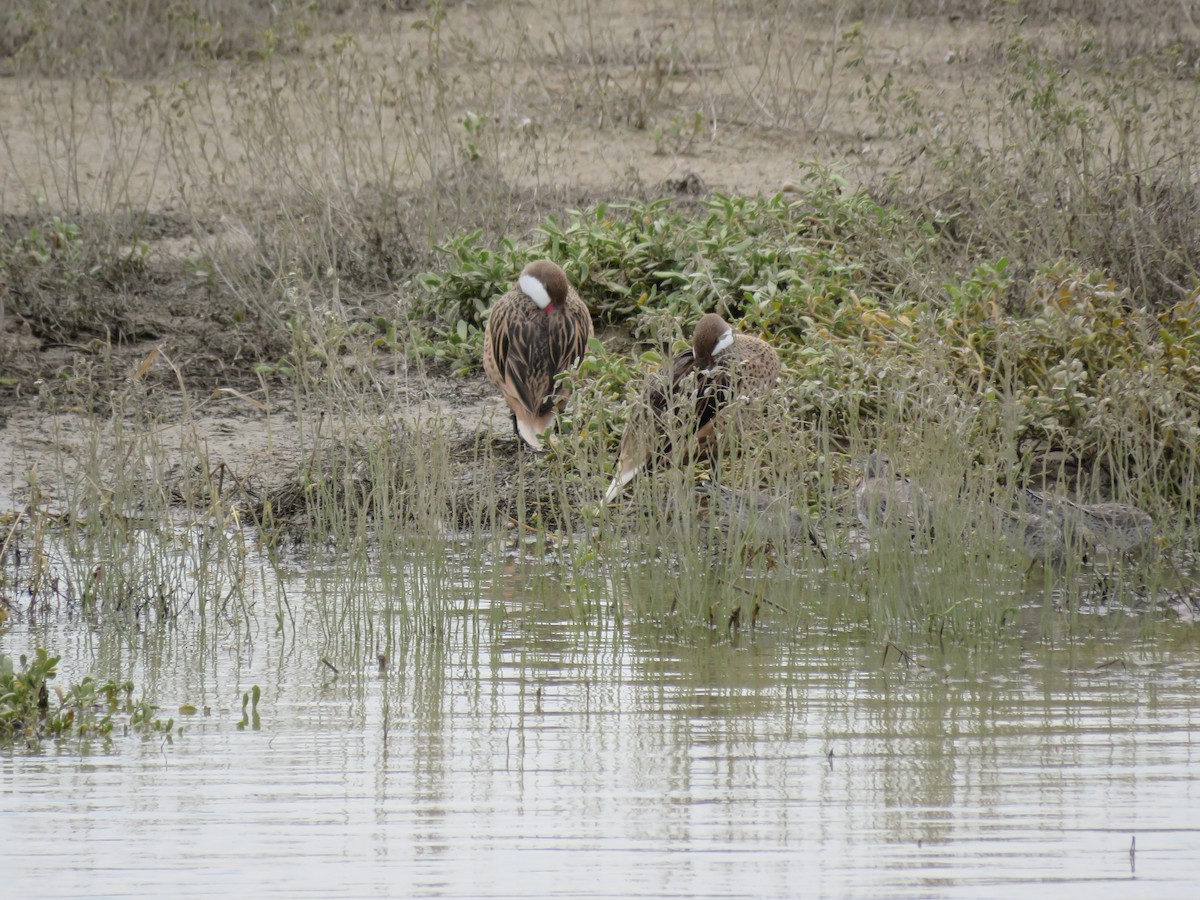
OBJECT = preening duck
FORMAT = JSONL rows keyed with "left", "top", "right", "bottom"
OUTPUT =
{"left": 603, "top": 313, "right": 780, "bottom": 503}
{"left": 483, "top": 259, "right": 593, "bottom": 450}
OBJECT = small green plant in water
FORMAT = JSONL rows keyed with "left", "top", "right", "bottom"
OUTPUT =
{"left": 1, "top": 648, "right": 175, "bottom": 749}
{"left": 237, "top": 684, "right": 262, "bottom": 731}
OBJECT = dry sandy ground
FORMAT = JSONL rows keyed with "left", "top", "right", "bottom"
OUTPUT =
{"left": 0, "top": 2, "right": 1174, "bottom": 511}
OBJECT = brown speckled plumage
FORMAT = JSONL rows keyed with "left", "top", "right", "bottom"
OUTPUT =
{"left": 994, "top": 505, "right": 1066, "bottom": 569}
{"left": 604, "top": 313, "right": 780, "bottom": 503}
{"left": 1022, "top": 488, "right": 1154, "bottom": 555}
{"left": 854, "top": 452, "right": 935, "bottom": 540}
{"left": 483, "top": 260, "right": 593, "bottom": 450}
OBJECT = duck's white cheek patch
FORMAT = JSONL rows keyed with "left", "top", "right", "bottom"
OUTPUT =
{"left": 712, "top": 330, "right": 734, "bottom": 356}
{"left": 519, "top": 274, "right": 552, "bottom": 309}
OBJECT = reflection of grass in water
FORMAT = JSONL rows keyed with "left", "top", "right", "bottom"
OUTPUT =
{"left": 8, "top": 352, "right": 260, "bottom": 622}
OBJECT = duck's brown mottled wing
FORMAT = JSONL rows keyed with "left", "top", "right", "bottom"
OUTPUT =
{"left": 645, "top": 348, "right": 696, "bottom": 410}
{"left": 485, "top": 292, "right": 542, "bottom": 417}
{"left": 551, "top": 292, "right": 594, "bottom": 373}
{"left": 645, "top": 348, "right": 701, "bottom": 461}
{"left": 503, "top": 339, "right": 538, "bottom": 416}
{"left": 691, "top": 364, "right": 732, "bottom": 454}
{"left": 483, "top": 293, "right": 514, "bottom": 390}
{"left": 496, "top": 302, "right": 548, "bottom": 418}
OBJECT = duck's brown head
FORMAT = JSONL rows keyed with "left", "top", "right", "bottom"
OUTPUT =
{"left": 692, "top": 313, "right": 734, "bottom": 369}
{"left": 518, "top": 259, "right": 570, "bottom": 313}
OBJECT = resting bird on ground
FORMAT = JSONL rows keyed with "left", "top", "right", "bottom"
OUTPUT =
{"left": 695, "top": 482, "right": 826, "bottom": 559}
{"left": 1021, "top": 488, "right": 1154, "bottom": 556}
{"left": 993, "top": 505, "right": 1066, "bottom": 572}
{"left": 483, "top": 259, "right": 593, "bottom": 450}
{"left": 854, "top": 452, "right": 935, "bottom": 540}
{"left": 603, "top": 313, "right": 780, "bottom": 504}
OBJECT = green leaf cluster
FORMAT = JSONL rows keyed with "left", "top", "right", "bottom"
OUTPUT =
{"left": 1, "top": 648, "right": 174, "bottom": 750}
{"left": 409, "top": 176, "right": 1200, "bottom": 501}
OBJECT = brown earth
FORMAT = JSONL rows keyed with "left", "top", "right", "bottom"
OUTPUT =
{"left": 1, "top": 1, "right": 1192, "bottom": 513}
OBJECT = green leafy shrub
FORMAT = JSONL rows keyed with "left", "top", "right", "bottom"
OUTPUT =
{"left": 1, "top": 648, "right": 174, "bottom": 749}
{"left": 409, "top": 177, "right": 1199, "bottom": 510}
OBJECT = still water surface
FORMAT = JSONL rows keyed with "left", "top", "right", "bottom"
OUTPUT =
{"left": 2, "top": 555, "right": 1198, "bottom": 898}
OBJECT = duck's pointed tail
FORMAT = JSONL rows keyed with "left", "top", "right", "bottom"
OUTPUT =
{"left": 603, "top": 462, "right": 642, "bottom": 504}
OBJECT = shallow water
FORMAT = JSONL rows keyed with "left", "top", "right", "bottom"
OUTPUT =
{"left": 3, "top": 552, "right": 1199, "bottom": 899}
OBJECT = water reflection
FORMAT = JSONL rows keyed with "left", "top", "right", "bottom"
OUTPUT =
{"left": 2, "top": 555, "right": 1198, "bottom": 898}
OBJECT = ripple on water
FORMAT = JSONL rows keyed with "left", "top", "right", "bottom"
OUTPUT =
{"left": 2, "top": 575, "right": 1199, "bottom": 899}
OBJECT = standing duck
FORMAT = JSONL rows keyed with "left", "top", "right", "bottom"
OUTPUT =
{"left": 483, "top": 259, "right": 593, "bottom": 450}
{"left": 603, "top": 313, "right": 780, "bottom": 503}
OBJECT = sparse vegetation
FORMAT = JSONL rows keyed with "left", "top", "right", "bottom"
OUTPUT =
{"left": 1, "top": 1, "right": 1198, "bottom": 645}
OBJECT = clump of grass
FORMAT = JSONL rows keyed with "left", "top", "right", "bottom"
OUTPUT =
{"left": 9, "top": 174, "right": 1194, "bottom": 640}
{"left": 852, "top": 16, "right": 1200, "bottom": 312}
{"left": 4, "top": 1, "right": 1199, "bottom": 644}
{"left": 411, "top": 182, "right": 917, "bottom": 361}
{"left": 397, "top": 172, "right": 1198, "bottom": 637}
{"left": 3, "top": 348, "right": 263, "bottom": 620}
{"left": 0, "top": 211, "right": 158, "bottom": 344}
